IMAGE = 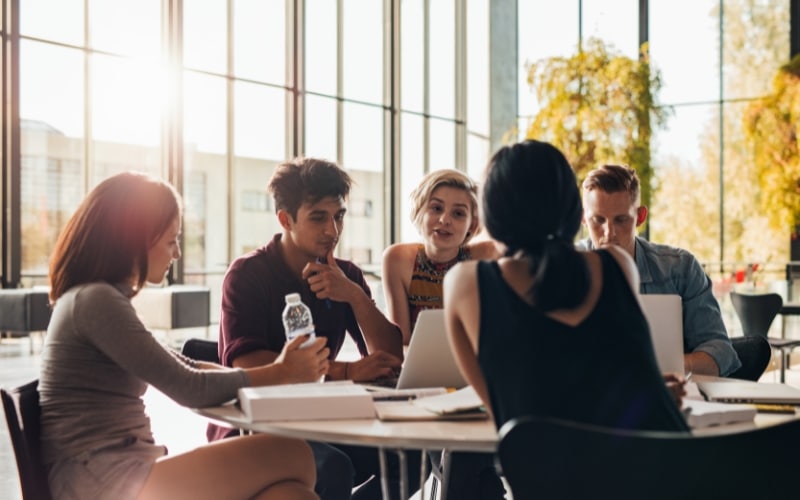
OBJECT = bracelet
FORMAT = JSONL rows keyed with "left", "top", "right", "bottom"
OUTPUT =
{"left": 344, "top": 362, "right": 350, "bottom": 380}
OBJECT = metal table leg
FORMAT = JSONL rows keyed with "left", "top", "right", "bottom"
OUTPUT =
{"left": 440, "top": 449, "right": 452, "bottom": 500}
{"left": 379, "top": 448, "right": 390, "bottom": 500}
{"left": 379, "top": 448, "right": 410, "bottom": 500}
{"left": 419, "top": 449, "right": 429, "bottom": 499}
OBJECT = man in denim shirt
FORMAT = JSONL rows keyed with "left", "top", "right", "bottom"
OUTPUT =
{"left": 578, "top": 164, "right": 740, "bottom": 376}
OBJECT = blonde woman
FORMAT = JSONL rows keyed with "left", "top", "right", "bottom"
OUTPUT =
{"left": 381, "top": 169, "right": 505, "bottom": 500}
{"left": 382, "top": 169, "right": 500, "bottom": 345}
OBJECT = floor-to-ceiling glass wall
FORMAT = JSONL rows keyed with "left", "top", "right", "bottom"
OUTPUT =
{"left": 517, "top": 0, "right": 794, "bottom": 279}
{"left": 2, "top": 0, "right": 491, "bottom": 301}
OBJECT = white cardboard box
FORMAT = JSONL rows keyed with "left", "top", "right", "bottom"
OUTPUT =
{"left": 238, "top": 381, "right": 376, "bottom": 422}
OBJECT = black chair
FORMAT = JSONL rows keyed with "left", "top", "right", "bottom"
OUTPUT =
{"left": 1, "top": 379, "right": 53, "bottom": 500}
{"left": 730, "top": 291, "right": 800, "bottom": 383}
{"left": 728, "top": 335, "right": 771, "bottom": 381}
{"left": 497, "top": 415, "right": 800, "bottom": 500}
{"left": 180, "top": 337, "right": 220, "bottom": 364}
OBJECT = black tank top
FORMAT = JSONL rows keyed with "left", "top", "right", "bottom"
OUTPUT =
{"left": 477, "top": 249, "right": 689, "bottom": 433}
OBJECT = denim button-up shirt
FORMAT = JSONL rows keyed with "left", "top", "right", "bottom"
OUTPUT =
{"left": 579, "top": 237, "right": 741, "bottom": 376}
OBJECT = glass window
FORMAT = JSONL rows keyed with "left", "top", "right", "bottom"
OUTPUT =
{"left": 305, "top": 94, "right": 338, "bottom": 162}
{"left": 342, "top": 102, "right": 382, "bottom": 172}
{"left": 652, "top": 104, "right": 712, "bottom": 168}
{"left": 401, "top": 0, "right": 424, "bottom": 113}
{"left": 5, "top": 0, "right": 487, "bottom": 287}
{"left": 20, "top": 0, "right": 84, "bottom": 45}
{"left": 429, "top": 0, "right": 455, "bottom": 118}
{"left": 343, "top": 0, "right": 383, "bottom": 104}
{"left": 233, "top": 0, "right": 286, "bottom": 85}
{"left": 241, "top": 190, "right": 270, "bottom": 211}
{"left": 184, "top": 0, "right": 227, "bottom": 74}
{"left": 650, "top": 103, "right": 721, "bottom": 264}
{"left": 89, "top": 0, "right": 161, "bottom": 58}
{"left": 184, "top": 72, "right": 228, "bottom": 155}
{"left": 581, "top": 0, "right": 639, "bottom": 59}
{"left": 233, "top": 81, "right": 286, "bottom": 161}
{"left": 467, "top": 133, "right": 489, "bottom": 181}
{"left": 721, "top": 0, "right": 791, "bottom": 100}
{"left": 341, "top": 167, "right": 384, "bottom": 265}
{"left": 91, "top": 54, "right": 163, "bottom": 149}
{"left": 517, "top": 0, "right": 579, "bottom": 117}
{"left": 305, "top": 0, "right": 337, "bottom": 97}
{"left": 466, "top": 0, "right": 489, "bottom": 137}
{"left": 20, "top": 41, "right": 84, "bottom": 140}
{"left": 429, "top": 117, "right": 455, "bottom": 170}
{"left": 232, "top": 157, "right": 279, "bottom": 258}
{"left": 19, "top": 41, "right": 86, "bottom": 277}
{"left": 400, "top": 112, "right": 425, "bottom": 242}
{"left": 183, "top": 72, "right": 229, "bottom": 276}
{"left": 650, "top": 0, "right": 719, "bottom": 105}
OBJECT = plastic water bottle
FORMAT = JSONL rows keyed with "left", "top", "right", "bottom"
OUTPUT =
{"left": 282, "top": 293, "right": 316, "bottom": 349}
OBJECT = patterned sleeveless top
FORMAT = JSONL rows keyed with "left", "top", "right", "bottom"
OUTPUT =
{"left": 407, "top": 245, "right": 471, "bottom": 329}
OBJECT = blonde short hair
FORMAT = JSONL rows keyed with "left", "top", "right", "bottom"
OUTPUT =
{"left": 409, "top": 169, "right": 481, "bottom": 243}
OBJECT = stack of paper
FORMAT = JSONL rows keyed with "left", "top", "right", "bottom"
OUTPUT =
{"left": 412, "top": 386, "right": 485, "bottom": 415}
{"left": 238, "top": 381, "right": 375, "bottom": 422}
{"left": 374, "top": 386, "right": 488, "bottom": 421}
{"left": 682, "top": 399, "right": 756, "bottom": 428}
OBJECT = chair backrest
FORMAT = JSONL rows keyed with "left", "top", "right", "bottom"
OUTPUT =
{"left": 181, "top": 337, "right": 220, "bottom": 364}
{"left": 1, "top": 379, "right": 53, "bottom": 500}
{"left": 497, "top": 415, "right": 800, "bottom": 500}
{"left": 730, "top": 291, "right": 783, "bottom": 338}
{"left": 728, "top": 335, "right": 771, "bottom": 381}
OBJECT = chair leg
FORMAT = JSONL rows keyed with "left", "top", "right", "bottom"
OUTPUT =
{"left": 780, "top": 348, "right": 787, "bottom": 383}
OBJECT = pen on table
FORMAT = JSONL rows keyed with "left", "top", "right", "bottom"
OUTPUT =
{"left": 373, "top": 395, "right": 417, "bottom": 402}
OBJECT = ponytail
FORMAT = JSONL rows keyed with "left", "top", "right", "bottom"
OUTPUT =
{"left": 528, "top": 238, "right": 590, "bottom": 312}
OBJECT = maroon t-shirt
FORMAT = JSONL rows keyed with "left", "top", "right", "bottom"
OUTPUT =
{"left": 207, "top": 233, "right": 371, "bottom": 441}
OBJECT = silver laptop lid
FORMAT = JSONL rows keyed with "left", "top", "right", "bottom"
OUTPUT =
{"left": 396, "top": 309, "right": 467, "bottom": 390}
{"left": 698, "top": 379, "right": 800, "bottom": 405}
{"left": 639, "top": 294, "right": 685, "bottom": 376}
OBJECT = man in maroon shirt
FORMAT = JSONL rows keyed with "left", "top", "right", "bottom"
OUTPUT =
{"left": 209, "top": 157, "right": 411, "bottom": 499}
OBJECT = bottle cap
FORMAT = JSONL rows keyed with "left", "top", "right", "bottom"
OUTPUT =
{"left": 285, "top": 293, "right": 301, "bottom": 304}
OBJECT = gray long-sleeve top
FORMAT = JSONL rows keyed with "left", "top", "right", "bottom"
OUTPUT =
{"left": 39, "top": 282, "right": 249, "bottom": 465}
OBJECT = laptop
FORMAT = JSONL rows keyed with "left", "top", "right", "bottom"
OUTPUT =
{"left": 639, "top": 294, "right": 685, "bottom": 376}
{"left": 389, "top": 309, "right": 468, "bottom": 390}
{"left": 697, "top": 378, "right": 800, "bottom": 405}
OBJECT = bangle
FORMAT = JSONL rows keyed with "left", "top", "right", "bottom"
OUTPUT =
{"left": 344, "top": 362, "right": 350, "bottom": 380}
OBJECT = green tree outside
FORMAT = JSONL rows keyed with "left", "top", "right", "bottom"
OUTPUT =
{"left": 523, "top": 37, "right": 669, "bottom": 211}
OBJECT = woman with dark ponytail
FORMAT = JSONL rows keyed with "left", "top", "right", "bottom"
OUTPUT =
{"left": 444, "top": 140, "right": 689, "bottom": 433}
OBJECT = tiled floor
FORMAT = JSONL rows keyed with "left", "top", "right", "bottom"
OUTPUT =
{"left": 3, "top": 334, "right": 800, "bottom": 500}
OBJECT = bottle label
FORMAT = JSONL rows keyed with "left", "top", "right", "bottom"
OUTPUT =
{"left": 286, "top": 326, "right": 316, "bottom": 349}
{"left": 286, "top": 324, "right": 315, "bottom": 339}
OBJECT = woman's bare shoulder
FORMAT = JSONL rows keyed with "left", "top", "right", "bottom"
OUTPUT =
{"left": 382, "top": 242, "right": 420, "bottom": 262}
{"left": 444, "top": 260, "right": 479, "bottom": 287}
{"left": 467, "top": 240, "right": 502, "bottom": 260}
